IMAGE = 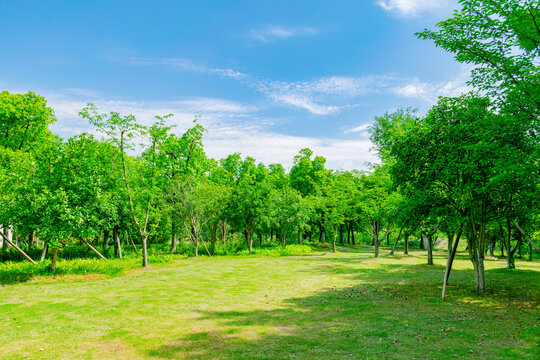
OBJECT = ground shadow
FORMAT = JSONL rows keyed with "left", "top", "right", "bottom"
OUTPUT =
{"left": 148, "top": 253, "right": 539, "bottom": 360}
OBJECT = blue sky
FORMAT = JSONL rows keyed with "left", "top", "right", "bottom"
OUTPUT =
{"left": 0, "top": 0, "right": 469, "bottom": 169}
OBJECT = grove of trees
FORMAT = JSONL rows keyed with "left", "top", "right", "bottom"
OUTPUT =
{"left": 0, "top": 0, "right": 538, "bottom": 296}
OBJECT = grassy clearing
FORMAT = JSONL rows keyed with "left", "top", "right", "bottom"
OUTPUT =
{"left": 0, "top": 247, "right": 538, "bottom": 359}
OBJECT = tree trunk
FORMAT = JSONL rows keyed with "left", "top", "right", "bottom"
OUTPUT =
{"left": 467, "top": 222, "right": 487, "bottom": 294}
{"left": 115, "top": 232, "right": 123, "bottom": 259}
{"left": 270, "top": 228, "right": 274, "bottom": 242}
{"left": 50, "top": 247, "right": 58, "bottom": 272}
{"left": 426, "top": 236, "right": 433, "bottom": 265}
{"left": 374, "top": 221, "right": 379, "bottom": 258}
{"left": 390, "top": 227, "right": 403, "bottom": 256}
{"left": 194, "top": 240, "right": 198, "bottom": 257}
{"left": 517, "top": 232, "right": 523, "bottom": 258}
{"left": 0, "top": 230, "right": 36, "bottom": 264}
{"left": 126, "top": 231, "right": 139, "bottom": 254}
{"left": 298, "top": 230, "right": 302, "bottom": 245}
{"left": 404, "top": 233, "right": 409, "bottom": 254}
{"left": 471, "top": 247, "right": 485, "bottom": 294}
{"left": 171, "top": 218, "right": 177, "bottom": 253}
{"left": 351, "top": 222, "right": 355, "bottom": 245}
{"left": 442, "top": 225, "right": 463, "bottom": 298}
{"left": 41, "top": 242, "right": 48, "bottom": 261}
{"left": 81, "top": 238, "right": 107, "bottom": 260}
{"left": 332, "top": 233, "right": 337, "bottom": 253}
{"left": 347, "top": 222, "right": 351, "bottom": 244}
{"left": 322, "top": 228, "right": 326, "bottom": 243}
{"left": 102, "top": 231, "right": 109, "bottom": 256}
{"left": 141, "top": 237, "right": 148, "bottom": 266}
{"left": 504, "top": 220, "right": 515, "bottom": 269}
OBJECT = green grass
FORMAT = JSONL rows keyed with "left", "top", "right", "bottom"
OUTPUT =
{"left": 0, "top": 247, "right": 538, "bottom": 359}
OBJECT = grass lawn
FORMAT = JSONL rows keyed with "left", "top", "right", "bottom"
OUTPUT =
{"left": 0, "top": 247, "right": 538, "bottom": 359}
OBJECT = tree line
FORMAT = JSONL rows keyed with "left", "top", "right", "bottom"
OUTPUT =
{"left": 0, "top": 0, "right": 539, "bottom": 295}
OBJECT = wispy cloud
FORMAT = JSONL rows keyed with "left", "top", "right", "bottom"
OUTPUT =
{"left": 268, "top": 93, "right": 340, "bottom": 115}
{"left": 344, "top": 123, "right": 372, "bottom": 135}
{"left": 108, "top": 55, "right": 471, "bottom": 115}
{"left": 250, "top": 25, "right": 318, "bottom": 42}
{"left": 254, "top": 75, "right": 392, "bottom": 115}
{"left": 111, "top": 56, "right": 247, "bottom": 80}
{"left": 376, "top": 0, "right": 456, "bottom": 17}
{"left": 391, "top": 65, "right": 472, "bottom": 102}
{"left": 32, "top": 88, "right": 376, "bottom": 170}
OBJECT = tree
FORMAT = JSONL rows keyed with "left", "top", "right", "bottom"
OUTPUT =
{"left": 0, "top": 91, "right": 55, "bottom": 151}
{"left": 384, "top": 94, "right": 537, "bottom": 293}
{"left": 268, "top": 186, "right": 305, "bottom": 248}
{"left": 417, "top": 0, "right": 540, "bottom": 127}
{"left": 357, "top": 165, "right": 394, "bottom": 258}
{"left": 80, "top": 104, "right": 171, "bottom": 267}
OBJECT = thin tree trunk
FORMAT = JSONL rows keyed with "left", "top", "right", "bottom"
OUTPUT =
{"left": 390, "top": 227, "right": 403, "bottom": 256}
{"left": 442, "top": 224, "right": 463, "bottom": 299}
{"left": 426, "top": 235, "right": 434, "bottom": 265}
{"left": 102, "top": 231, "right": 109, "bottom": 256}
{"left": 512, "top": 220, "right": 540, "bottom": 253}
{"left": 141, "top": 237, "right": 148, "bottom": 266}
{"left": 115, "top": 232, "right": 123, "bottom": 259}
{"left": 505, "top": 219, "right": 515, "bottom": 269}
{"left": 0, "top": 231, "right": 36, "bottom": 264}
{"left": 171, "top": 217, "right": 177, "bottom": 253}
{"left": 298, "top": 230, "right": 302, "bottom": 245}
{"left": 339, "top": 224, "right": 344, "bottom": 245}
{"left": 41, "top": 242, "right": 48, "bottom": 262}
{"left": 404, "top": 233, "right": 409, "bottom": 254}
{"left": 471, "top": 247, "right": 485, "bottom": 294}
{"left": 517, "top": 232, "right": 523, "bottom": 258}
{"left": 81, "top": 238, "right": 108, "bottom": 260}
{"left": 127, "top": 231, "right": 139, "bottom": 254}
{"left": 50, "top": 247, "right": 58, "bottom": 272}
{"left": 374, "top": 221, "right": 379, "bottom": 258}
{"left": 351, "top": 222, "right": 355, "bottom": 245}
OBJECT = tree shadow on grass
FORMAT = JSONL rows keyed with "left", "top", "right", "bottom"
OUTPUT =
{"left": 0, "top": 268, "right": 35, "bottom": 285}
{"left": 148, "top": 257, "right": 539, "bottom": 360}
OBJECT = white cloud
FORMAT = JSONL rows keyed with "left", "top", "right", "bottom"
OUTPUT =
{"left": 268, "top": 93, "right": 340, "bottom": 115}
{"left": 112, "top": 56, "right": 247, "bottom": 80}
{"left": 391, "top": 65, "right": 472, "bottom": 102}
{"left": 344, "top": 123, "right": 372, "bottom": 134}
{"left": 254, "top": 75, "right": 392, "bottom": 115}
{"left": 250, "top": 26, "right": 318, "bottom": 42}
{"left": 34, "top": 88, "right": 375, "bottom": 170}
{"left": 108, "top": 55, "right": 470, "bottom": 114}
{"left": 376, "top": 0, "right": 455, "bottom": 17}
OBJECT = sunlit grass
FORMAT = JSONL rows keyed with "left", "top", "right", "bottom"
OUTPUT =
{"left": 0, "top": 247, "right": 538, "bottom": 359}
